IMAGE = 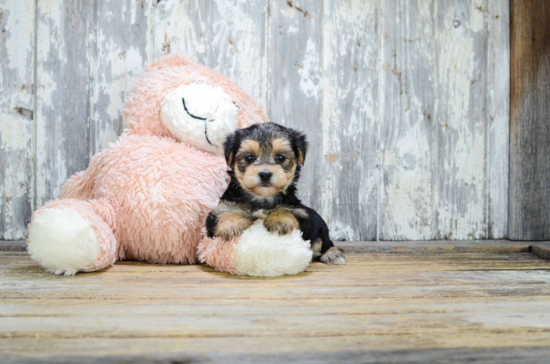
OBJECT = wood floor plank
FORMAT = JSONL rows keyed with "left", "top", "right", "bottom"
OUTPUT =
{"left": 1, "top": 250, "right": 550, "bottom": 362}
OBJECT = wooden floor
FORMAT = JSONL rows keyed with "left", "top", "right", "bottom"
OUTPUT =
{"left": 1, "top": 242, "right": 550, "bottom": 363}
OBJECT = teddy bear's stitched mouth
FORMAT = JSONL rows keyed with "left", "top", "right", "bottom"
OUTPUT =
{"left": 181, "top": 97, "right": 218, "bottom": 148}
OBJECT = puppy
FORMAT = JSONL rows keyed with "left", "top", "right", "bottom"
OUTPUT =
{"left": 206, "top": 123, "right": 346, "bottom": 265}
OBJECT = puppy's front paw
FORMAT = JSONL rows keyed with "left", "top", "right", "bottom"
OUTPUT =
{"left": 264, "top": 209, "right": 299, "bottom": 235}
{"left": 320, "top": 247, "right": 346, "bottom": 265}
{"left": 215, "top": 213, "right": 253, "bottom": 241}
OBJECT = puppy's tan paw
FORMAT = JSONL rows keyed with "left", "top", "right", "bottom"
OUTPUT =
{"left": 264, "top": 209, "right": 299, "bottom": 235}
{"left": 215, "top": 213, "right": 253, "bottom": 241}
{"left": 320, "top": 247, "right": 346, "bottom": 265}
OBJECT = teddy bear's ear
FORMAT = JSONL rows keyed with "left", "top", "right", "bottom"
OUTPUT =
{"left": 145, "top": 55, "right": 192, "bottom": 72}
{"left": 223, "top": 131, "right": 241, "bottom": 166}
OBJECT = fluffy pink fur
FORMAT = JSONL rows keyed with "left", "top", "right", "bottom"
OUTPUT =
{"left": 197, "top": 236, "right": 238, "bottom": 274}
{"left": 28, "top": 55, "right": 265, "bottom": 272}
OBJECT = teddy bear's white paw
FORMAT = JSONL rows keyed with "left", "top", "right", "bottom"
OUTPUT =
{"left": 233, "top": 221, "right": 312, "bottom": 277}
{"left": 28, "top": 207, "right": 101, "bottom": 276}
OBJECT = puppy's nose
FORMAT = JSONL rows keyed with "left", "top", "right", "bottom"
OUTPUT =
{"left": 258, "top": 171, "right": 273, "bottom": 183}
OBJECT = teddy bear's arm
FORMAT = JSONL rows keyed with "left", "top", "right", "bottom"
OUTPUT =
{"left": 58, "top": 170, "right": 95, "bottom": 200}
{"left": 58, "top": 149, "right": 108, "bottom": 200}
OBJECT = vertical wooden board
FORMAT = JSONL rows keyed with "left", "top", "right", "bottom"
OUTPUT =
{"left": 319, "top": 0, "right": 378, "bottom": 240}
{"left": 486, "top": 0, "right": 509, "bottom": 239}
{"left": 35, "top": 0, "right": 151, "bottom": 210}
{"left": 0, "top": 0, "right": 35, "bottom": 239}
{"left": 268, "top": 0, "right": 322, "bottom": 208}
{"left": 379, "top": 1, "right": 436, "bottom": 240}
{"left": 150, "top": 0, "right": 267, "bottom": 108}
{"left": 89, "top": 0, "right": 151, "bottom": 155}
{"left": 509, "top": 0, "right": 550, "bottom": 240}
{"left": 433, "top": 0, "right": 490, "bottom": 240}
{"left": 35, "top": 0, "right": 95, "bottom": 207}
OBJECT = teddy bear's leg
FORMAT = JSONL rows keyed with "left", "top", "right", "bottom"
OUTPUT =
{"left": 27, "top": 199, "right": 117, "bottom": 276}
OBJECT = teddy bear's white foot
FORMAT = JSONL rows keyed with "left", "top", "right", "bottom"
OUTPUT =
{"left": 28, "top": 199, "right": 117, "bottom": 276}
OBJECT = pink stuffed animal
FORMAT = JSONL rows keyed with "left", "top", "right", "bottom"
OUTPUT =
{"left": 27, "top": 55, "right": 267, "bottom": 275}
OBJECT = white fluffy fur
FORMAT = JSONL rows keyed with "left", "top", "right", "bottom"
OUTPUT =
{"left": 234, "top": 222, "right": 312, "bottom": 277}
{"left": 161, "top": 82, "right": 239, "bottom": 155}
{"left": 27, "top": 207, "right": 100, "bottom": 276}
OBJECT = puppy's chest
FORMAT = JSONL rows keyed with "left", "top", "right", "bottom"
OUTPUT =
{"left": 250, "top": 209, "right": 271, "bottom": 220}
{"left": 247, "top": 207, "right": 308, "bottom": 221}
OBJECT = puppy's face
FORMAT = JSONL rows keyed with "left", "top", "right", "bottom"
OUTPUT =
{"left": 225, "top": 123, "right": 308, "bottom": 197}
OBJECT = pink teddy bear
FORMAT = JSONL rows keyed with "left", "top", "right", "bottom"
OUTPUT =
{"left": 27, "top": 55, "right": 268, "bottom": 275}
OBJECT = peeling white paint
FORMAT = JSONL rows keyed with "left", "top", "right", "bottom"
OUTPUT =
{"left": 1, "top": 0, "right": 510, "bottom": 241}
{"left": 297, "top": 39, "right": 320, "bottom": 99}
{"left": 0, "top": 0, "right": 35, "bottom": 239}
{"left": 151, "top": 0, "right": 267, "bottom": 106}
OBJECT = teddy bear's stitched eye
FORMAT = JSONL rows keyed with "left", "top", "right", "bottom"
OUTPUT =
{"left": 275, "top": 155, "right": 286, "bottom": 163}
{"left": 245, "top": 155, "right": 256, "bottom": 163}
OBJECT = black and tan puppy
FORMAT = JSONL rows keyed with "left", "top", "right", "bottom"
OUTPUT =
{"left": 205, "top": 123, "right": 345, "bottom": 265}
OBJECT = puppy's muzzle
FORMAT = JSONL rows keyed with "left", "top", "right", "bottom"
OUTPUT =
{"left": 258, "top": 170, "right": 273, "bottom": 184}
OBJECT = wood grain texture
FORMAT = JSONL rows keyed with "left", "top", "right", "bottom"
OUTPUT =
{"left": 0, "top": 0, "right": 511, "bottom": 241}
{"left": 88, "top": 0, "right": 151, "bottom": 155}
{"left": 3, "top": 239, "right": 546, "bottom": 254}
{"left": 1, "top": 251, "right": 550, "bottom": 362}
{"left": 35, "top": 0, "right": 94, "bottom": 207}
{"left": 150, "top": 0, "right": 268, "bottom": 108}
{"left": 35, "top": 0, "right": 150, "bottom": 208}
{"left": 268, "top": 0, "right": 322, "bottom": 209}
{"left": 509, "top": 0, "right": 550, "bottom": 240}
{"left": 379, "top": 0, "right": 509, "bottom": 240}
{"left": 487, "top": 1, "right": 510, "bottom": 239}
{"left": 379, "top": 0, "right": 436, "bottom": 240}
{"left": 318, "top": 0, "right": 378, "bottom": 240}
{"left": 433, "top": 0, "right": 489, "bottom": 240}
{"left": 0, "top": 0, "right": 35, "bottom": 240}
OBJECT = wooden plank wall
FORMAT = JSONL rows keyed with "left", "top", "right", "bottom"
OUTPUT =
{"left": 509, "top": 0, "right": 550, "bottom": 240}
{"left": 1, "top": 0, "right": 510, "bottom": 241}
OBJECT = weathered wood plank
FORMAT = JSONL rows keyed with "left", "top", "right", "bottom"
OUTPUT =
{"left": 318, "top": 0, "right": 379, "bottom": 240}
{"left": 0, "top": 241, "right": 26, "bottom": 252}
{"left": 35, "top": 0, "right": 94, "bottom": 207}
{"left": 0, "top": 0, "right": 35, "bottom": 240}
{"left": 379, "top": 1, "right": 509, "bottom": 240}
{"left": 2, "top": 304, "right": 550, "bottom": 339}
{"left": 2, "top": 239, "right": 544, "bottom": 253}
{"left": 150, "top": 0, "right": 268, "bottom": 108}
{"left": 2, "top": 253, "right": 550, "bottom": 302}
{"left": 1, "top": 0, "right": 513, "bottom": 241}
{"left": 379, "top": 1, "right": 436, "bottom": 240}
{"left": 531, "top": 243, "right": 550, "bottom": 261}
{"left": 35, "top": 0, "right": 150, "bottom": 210}
{"left": 88, "top": 0, "right": 151, "bottom": 155}
{"left": 509, "top": 0, "right": 550, "bottom": 240}
{"left": 268, "top": 0, "right": 322, "bottom": 208}
{"left": 487, "top": 1, "right": 510, "bottom": 239}
{"left": 1, "top": 339, "right": 550, "bottom": 364}
{"left": 433, "top": 0, "right": 491, "bottom": 240}
{"left": 1, "top": 251, "right": 550, "bottom": 362}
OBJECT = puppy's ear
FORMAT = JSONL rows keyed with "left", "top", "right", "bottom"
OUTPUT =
{"left": 291, "top": 130, "right": 309, "bottom": 166}
{"left": 223, "top": 131, "right": 241, "bottom": 166}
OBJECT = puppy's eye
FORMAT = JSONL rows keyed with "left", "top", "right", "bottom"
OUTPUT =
{"left": 245, "top": 155, "right": 256, "bottom": 163}
{"left": 275, "top": 155, "right": 286, "bottom": 163}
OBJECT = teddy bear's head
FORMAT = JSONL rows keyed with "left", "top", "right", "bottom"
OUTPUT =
{"left": 123, "top": 55, "right": 265, "bottom": 155}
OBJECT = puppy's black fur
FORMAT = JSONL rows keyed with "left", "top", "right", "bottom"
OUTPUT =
{"left": 206, "top": 123, "right": 345, "bottom": 264}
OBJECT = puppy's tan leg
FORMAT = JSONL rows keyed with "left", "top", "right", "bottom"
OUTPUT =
{"left": 215, "top": 213, "right": 253, "bottom": 241}
{"left": 320, "top": 247, "right": 346, "bottom": 265}
{"left": 264, "top": 209, "right": 299, "bottom": 235}
{"left": 311, "top": 238, "right": 323, "bottom": 259}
